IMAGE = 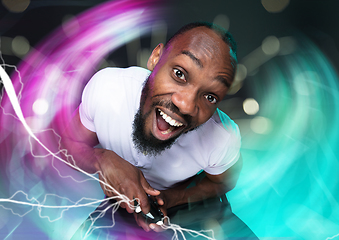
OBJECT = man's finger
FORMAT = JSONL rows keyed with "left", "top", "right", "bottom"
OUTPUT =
{"left": 156, "top": 196, "right": 165, "bottom": 206}
{"left": 98, "top": 175, "right": 117, "bottom": 198}
{"left": 124, "top": 192, "right": 136, "bottom": 213}
{"left": 137, "top": 192, "right": 151, "bottom": 214}
{"left": 149, "top": 223, "right": 166, "bottom": 232}
{"left": 140, "top": 175, "right": 160, "bottom": 196}
{"left": 163, "top": 215, "right": 169, "bottom": 225}
{"left": 133, "top": 213, "right": 140, "bottom": 227}
{"left": 120, "top": 201, "right": 127, "bottom": 209}
{"left": 134, "top": 213, "right": 151, "bottom": 232}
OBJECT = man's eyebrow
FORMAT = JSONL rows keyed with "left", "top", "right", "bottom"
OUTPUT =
{"left": 181, "top": 50, "right": 203, "bottom": 68}
{"left": 216, "top": 75, "right": 232, "bottom": 88}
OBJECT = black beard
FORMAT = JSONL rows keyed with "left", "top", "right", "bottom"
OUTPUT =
{"left": 132, "top": 108, "right": 178, "bottom": 156}
{"left": 132, "top": 75, "right": 198, "bottom": 156}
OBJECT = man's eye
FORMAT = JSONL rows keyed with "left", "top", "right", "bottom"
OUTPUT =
{"left": 173, "top": 69, "right": 185, "bottom": 80}
{"left": 205, "top": 95, "right": 217, "bottom": 104}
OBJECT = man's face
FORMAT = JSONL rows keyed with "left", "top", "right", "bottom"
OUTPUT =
{"left": 133, "top": 27, "right": 234, "bottom": 155}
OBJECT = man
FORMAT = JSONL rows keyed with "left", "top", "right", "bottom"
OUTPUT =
{"left": 64, "top": 22, "right": 254, "bottom": 237}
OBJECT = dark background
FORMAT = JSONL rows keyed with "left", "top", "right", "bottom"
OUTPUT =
{"left": 1, "top": 0, "right": 338, "bottom": 73}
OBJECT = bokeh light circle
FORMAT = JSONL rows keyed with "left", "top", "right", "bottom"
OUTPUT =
{"left": 32, "top": 99, "right": 49, "bottom": 115}
{"left": 262, "top": 36, "right": 280, "bottom": 55}
{"left": 261, "top": 0, "right": 290, "bottom": 13}
{"left": 2, "top": 0, "right": 30, "bottom": 13}
{"left": 12, "top": 36, "right": 30, "bottom": 57}
{"left": 250, "top": 116, "right": 272, "bottom": 134}
{"left": 243, "top": 98, "right": 259, "bottom": 115}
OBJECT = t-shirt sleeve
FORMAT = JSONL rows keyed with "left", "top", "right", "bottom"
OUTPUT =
{"left": 79, "top": 68, "right": 112, "bottom": 132}
{"left": 203, "top": 109, "right": 241, "bottom": 175}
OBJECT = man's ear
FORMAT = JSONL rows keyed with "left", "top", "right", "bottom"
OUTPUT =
{"left": 147, "top": 43, "right": 164, "bottom": 71}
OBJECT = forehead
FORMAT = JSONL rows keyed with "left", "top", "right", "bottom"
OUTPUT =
{"left": 167, "top": 27, "right": 231, "bottom": 66}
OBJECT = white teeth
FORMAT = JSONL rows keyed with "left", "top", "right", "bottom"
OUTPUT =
{"left": 158, "top": 109, "right": 183, "bottom": 127}
{"left": 161, "top": 126, "right": 174, "bottom": 134}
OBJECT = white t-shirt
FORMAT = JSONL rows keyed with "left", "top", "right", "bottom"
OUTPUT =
{"left": 79, "top": 67, "right": 241, "bottom": 190}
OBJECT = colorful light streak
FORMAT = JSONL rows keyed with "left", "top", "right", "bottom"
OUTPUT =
{"left": 228, "top": 36, "right": 339, "bottom": 239}
{"left": 0, "top": 1, "right": 215, "bottom": 239}
{"left": 0, "top": 53, "right": 215, "bottom": 240}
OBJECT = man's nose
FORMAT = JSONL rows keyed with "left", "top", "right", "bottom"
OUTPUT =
{"left": 171, "top": 89, "right": 198, "bottom": 117}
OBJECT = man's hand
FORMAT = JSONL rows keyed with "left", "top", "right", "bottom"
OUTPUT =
{"left": 133, "top": 157, "right": 244, "bottom": 232}
{"left": 94, "top": 148, "right": 160, "bottom": 214}
{"left": 133, "top": 192, "right": 170, "bottom": 232}
{"left": 60, "top": 108, "right": 161, "bottom": 225}
{"left": 154, "top": 189, "right": 179, "bottom": 210}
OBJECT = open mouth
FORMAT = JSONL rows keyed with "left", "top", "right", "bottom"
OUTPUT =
{"left": 153, "top": 108, "right": 185, "bottom": 140}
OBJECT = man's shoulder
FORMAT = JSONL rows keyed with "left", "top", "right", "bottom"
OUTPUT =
{"left": 173, "top": 109, "right": 240, "bottom": 171}
{"left": 181, "top": 109, "right": 240, "bottom": 152}
{"left": 93, "top": 66, "right": 150, "bottom": 82}
{"left": 204, "top": 109, "right": 240, "bottom": 138}
{"left": 81, "top": 66, "right": 150, "bottom": 115}
{"left": 83, "top": 66, "right": 150, "bottom": 99}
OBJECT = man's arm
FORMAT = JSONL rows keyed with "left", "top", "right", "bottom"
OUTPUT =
{"left": 139, "top": 156, "right": 242, "bottom": 232}
{"left": 60, "top": 107, "right": 100, "bottom": 173}
{"left": 158, "top": 155, "right": 243, "bottom": 209}
{"left": 60, "top": 108, "right": 159, "bottom": 214}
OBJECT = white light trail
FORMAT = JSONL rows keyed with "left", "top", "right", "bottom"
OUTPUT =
{"left": 0, "top": 64, "right": 216, "bottom": 239}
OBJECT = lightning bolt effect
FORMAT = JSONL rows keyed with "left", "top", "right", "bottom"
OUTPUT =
{"left": 0, "top": 63, "right": 215, "bottom": 240}
{"left": 0, "top": 64, "right": 145, "bottom": 236}
{"left": 0, "top": 1, "right": 215, "bottom": 239}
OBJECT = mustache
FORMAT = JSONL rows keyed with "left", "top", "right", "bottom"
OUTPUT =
{"left": 152, "top": 100, "right": 193, "bottom": 127}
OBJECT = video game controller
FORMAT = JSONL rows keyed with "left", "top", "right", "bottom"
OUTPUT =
{"left": 134, "top": 195, "right": 164, "bottom": 225}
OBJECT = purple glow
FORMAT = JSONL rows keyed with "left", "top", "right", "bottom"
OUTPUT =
{"left": 0, "top": 0, "right": 163, "bottom": 238}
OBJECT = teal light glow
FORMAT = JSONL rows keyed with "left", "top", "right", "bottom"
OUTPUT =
{"left": 228, "top": 36, "right": 339, "bottom": 239}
